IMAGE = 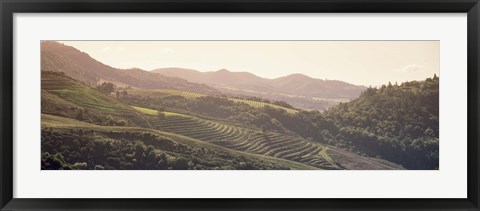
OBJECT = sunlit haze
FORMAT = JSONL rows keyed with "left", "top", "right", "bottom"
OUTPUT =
{"left": 60, "top": 41, "right": 439, "bottom": 86}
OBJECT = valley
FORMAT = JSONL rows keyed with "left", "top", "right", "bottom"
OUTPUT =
{"left": 40, "top": 41, "right": 438, "bottom": 170}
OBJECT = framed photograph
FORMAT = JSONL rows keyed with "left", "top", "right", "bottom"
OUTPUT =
{"left": 1, "top": 0, "right": 479, "bottom": 210}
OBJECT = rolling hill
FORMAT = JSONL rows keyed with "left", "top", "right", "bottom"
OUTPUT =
{"left": 131, "top": 106, "right": 401, "bottom": 170}
{"left": 152, "top": 68, "right": 365, "bottom": 110}
{"left": 40, "top": 41, "right": 436, "bottom": 170}
{"left": 41, "top": 70, "right": 402, "bottom": 170}
{"left": 42, "top": 114, "right": 317, "bottom": 170}
{"left": 41, "top": 71, "right": 151, "bottom": 127}
{"left": 270, "top": 73, "right": 364, "bottom": 99}
{"left": 126, "top": 88, "right": 299, "bottom": 114}
{"left": 41, "top": 41, "right": 219, "bottom": 95}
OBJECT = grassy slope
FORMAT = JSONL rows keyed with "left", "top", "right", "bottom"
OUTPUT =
{"left": 42, "top": 114, "right": 317, "bottom": 170}
{"left": 41, "top": 41, "right": 219, "bottom": 95}
{"left": 128, "top": 89, "right": 299, "bottom": 114}
{"left": 131, "top": 105, "right": 158, "bottom": 115}
{"left": 41, "top": 73, "right": 403, "bottom": 170}
{"left": 42, "top": 71, "right": 151, "bottom": 127}
{"left": 132, "top": 106, "right": 402, "bottom": 170}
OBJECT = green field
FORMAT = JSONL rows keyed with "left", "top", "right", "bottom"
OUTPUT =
{"left": 42, "top": 72, "right": 151, "bottom": 127}
{"left": 43, "top": 72, "right": 133, "bottom": 113}
{"left": 228, "top": 98, "right": 298, "bottom": 114}
{"left": 145, "top": 109, "right": 398, "bottom": 170}
{"left": 41, "top": 72, "right": 404, "bottom": 170}
{"left": 40, "top": 41, "right": 437, "bottom": 170}
{"left": 131, "top": 105, "right": 158, "bottom": 115}
{"left": 41, "top": 114, "right": 318, "bottom": 170}
{"left": 128, "top": 88, "right": 298, "bottom": 114}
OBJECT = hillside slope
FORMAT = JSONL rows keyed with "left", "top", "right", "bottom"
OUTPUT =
{"left": 42, "top": 114, "right": 317, "bottom": 170}
{"left": 271, "top": 73, "right": 365, "bottom": 99}
{"left": 258, "top": 77, "right": 439, "bottom": 169}
{"left": 322, "top": 77, "right": 439, "bottom": 169}
{"left": 41, "top": 71, "right": 151, "bottom": 127}
{"left": 41, "top": 41, "right": 219, "bottom": 95}
{"left": 41, "top": 72, "right": 402, "bottom": 170}
{"left": 152, "top": 68, "right": 267, "bottom": 86}
{"left": 131, "top": 74, "right": 438, "bottom": 169}
{"left": 152, "top": 68, "right": 365, "bottom": 110}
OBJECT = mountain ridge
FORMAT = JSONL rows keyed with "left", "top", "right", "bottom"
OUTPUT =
{"left": 41, "top": 41, "right": 219, "bottom": 95}
{"left": 152, "top": 67, "right": 366, "bottom": 110}
{"left": 152, "top": 67, "right": 366, "bottom": 98}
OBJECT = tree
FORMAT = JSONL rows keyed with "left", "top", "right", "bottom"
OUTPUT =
{"left": 157, "top": 106, "right": 166, "bottom": 119}
{"left": 157, "top": 112, "right": 165, "bottom": 120}
{"left": 116, "top": 120, "right": 127, "bottom": 126}
{"left": 94, "top": 165, "right": 105, "bottom": 170}
{"left": 105, "top": 115, "right": 115, "bottom": 126}
{"left": 41, "top": 152, "right": 65, "bottom": 170}
{"left": 73, "top": 162, "right": 88, "bottom": 170}
{"left": 76, "top": 109, "right": 84, "bottom": 121}
{"left": 173, "top": 157, "right": 189, "bottom": 170}
{"left": 261, "top": 125, "right": 267, "bottom": 134}
{"left": 134, "top": 141, "right": 146, "bottom": 163}
{"left": 156, "top": 153, "right": 168, "bottom": 169}
{"left": 96, "top": 82, "right": 116, "bottom": 94}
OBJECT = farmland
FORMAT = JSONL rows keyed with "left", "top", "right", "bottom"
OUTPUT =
{"left": 42, "top": 71, "right": 151, "bottom": 128}
{"left": 128, "top": 89, "right": 298, "bottom": 114}
{"left": 41, "top": 72, "right": 402, "bottom": 170}
{"left": 135, "top": 107, "right": 400, "bottom": 170}
{"left": 41, "top": 114, "right": 318, "bottom": 170}
{"left": 40, "top": 41, "right": 438, "bottom": 170}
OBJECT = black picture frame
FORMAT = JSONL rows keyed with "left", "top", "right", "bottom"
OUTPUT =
{"left": 1, "top": 0, "right": 479, "bottom": 210}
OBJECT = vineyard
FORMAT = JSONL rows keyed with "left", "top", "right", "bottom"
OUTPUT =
{"left": 40, "top": 41, "right": 436, "bottom": 170}
{"left": 149, "top": 112, "right": 337, "bottom": 169}
{"left": 145, "top": 110, "right": 398, "bottom": 170}
{"left": 41, "top": 114, "right": 318, "bottom": 170}
{"left": 42, "top": 72, "right": 134, "bottom": 114}
{"left": 131, "top": 105, "right": 158, "bottom": 115}
{"left": 128, "top": 89, "right": 298, "bottom": 114}
{"left": 228, "top": 98, "right": 298, "bottom": 114}
{"left": 128, "top": 89, "right": 207, "bottom": 100}
{"left": 128, "top": 104, "right": 400, "bottom": 169}
{"left": 41, "top": 72, "right": 403, "bottom": 170}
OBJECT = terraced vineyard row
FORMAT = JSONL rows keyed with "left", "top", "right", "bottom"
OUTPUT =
{"left": 129, "top": 89, "right": 298, "bottom": 114}
{"left": 128, "top": 89, "right": 207, "bottom": 100}
{"left": 228, "top": 98, "right": 298, "bottom": 114}
{"left": 42, "top": 72, "right": 135, "bottom": 114}
{"left": 149, "top": 112, "right": 338, "bottom": 169}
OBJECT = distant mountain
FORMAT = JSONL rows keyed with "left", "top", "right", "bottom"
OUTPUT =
{"left": 152, "top": 68, "right": 366, "bottom": 110}
{"left": 149, "top": 67, "right": 204, "bottom": 82}
{"left": 152, "top": 67, "right": 268, "bottom": 86}
{"left": 271, "top": 74, "right": 365, "bottom": 99}
{"left": 41, "top": 41, "right": 219, "bottom": 95}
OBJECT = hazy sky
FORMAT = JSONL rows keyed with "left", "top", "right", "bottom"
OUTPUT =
{"left": 59, "top": 41, "right": 439, "bottom": 86}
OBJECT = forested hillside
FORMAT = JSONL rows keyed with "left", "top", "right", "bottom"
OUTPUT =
{"left": 120, "top": 76, "right": 439, "bottom": 169}
{"left": 41, "top": 42, "right": 437, "bottom": 170}
{"left": 244, "top": 77, "right": 439, "bottom": 169}
{"left": 321, "top": 77, "right": 439, "bottom": 169}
